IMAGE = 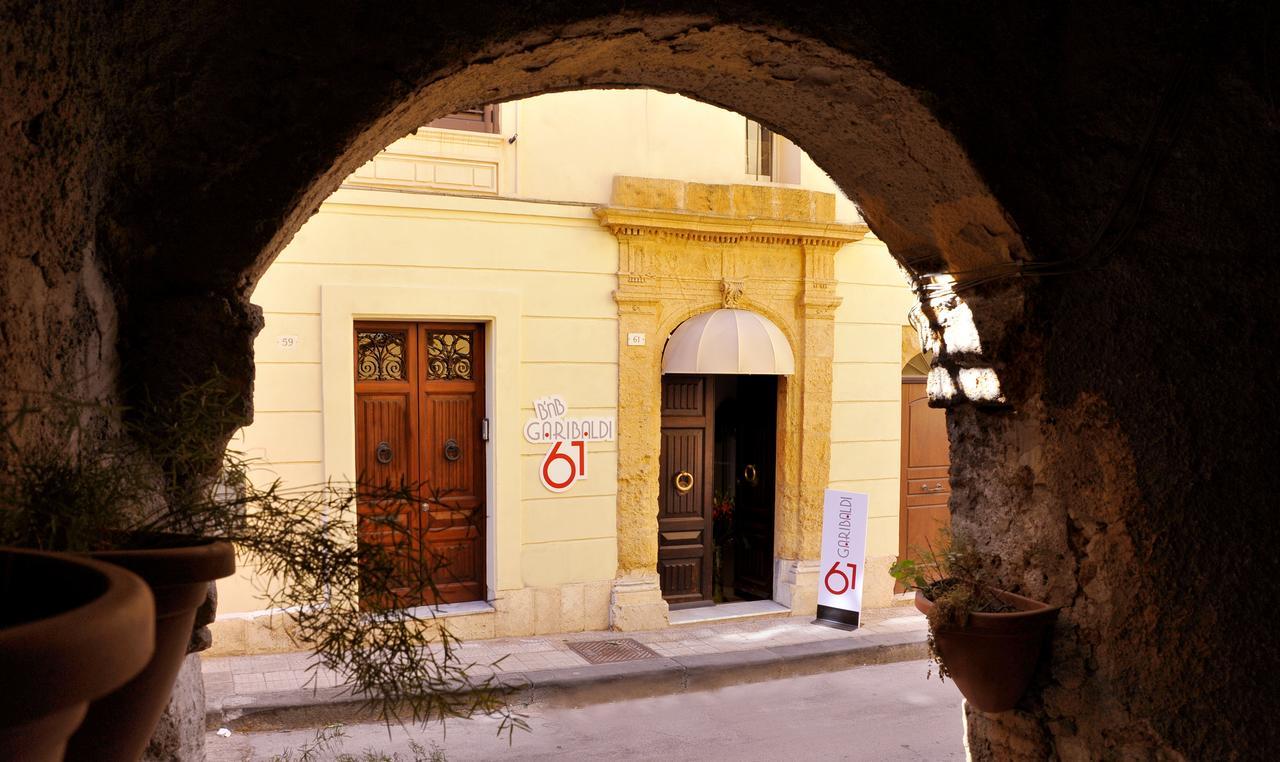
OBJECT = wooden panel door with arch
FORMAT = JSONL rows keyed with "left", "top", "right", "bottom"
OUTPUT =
{"left": 898, "top": 380, "right": 952, "bottom": 581}
{"left": 353, "top": 321, "right": 487, "bottom": 609}
{"left": 658, "top": 375, "right": 715, "bottom": 608}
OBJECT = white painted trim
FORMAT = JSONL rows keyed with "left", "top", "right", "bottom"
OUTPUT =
{"left": 320, "top": 283, "right": 523, "bottom": 602}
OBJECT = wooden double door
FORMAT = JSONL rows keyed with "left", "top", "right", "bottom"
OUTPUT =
{"left": 898, "top": 380, "right": 952, "bottom": 569}
{"left": 353, "top": 321, "right": 486, "bottom": 608}
{"left": 658, "top": 374, "right": 776, "bottom": 607}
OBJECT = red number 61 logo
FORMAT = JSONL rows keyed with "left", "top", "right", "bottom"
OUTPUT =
{"left": 824, "top": 561, "right": 858, "bottom": 596}
{"left": 540, "top": 440, "right": 587, "bottom": 492}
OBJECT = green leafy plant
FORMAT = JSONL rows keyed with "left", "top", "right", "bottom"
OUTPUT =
{"left": 889, "top": 529, "right": 1012, "bottom": 680}
{"left": 0, "top": 383, "right": 527, "bottom": 736}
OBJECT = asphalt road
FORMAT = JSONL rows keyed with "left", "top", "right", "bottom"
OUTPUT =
{"left": 208, "top": 659, "right": 965, "bottom": 761}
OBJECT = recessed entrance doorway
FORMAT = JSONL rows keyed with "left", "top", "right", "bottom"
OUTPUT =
{"left": 658, "top": 374, "right": 778, "bottom": 609}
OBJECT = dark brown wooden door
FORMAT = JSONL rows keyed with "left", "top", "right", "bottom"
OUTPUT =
{"left": 899, "top": 380, "right": 952, "bottom": 568}
{"left": 354, "top": 321, "right": 486, "bottom": 608}
{"left": 658, "top": 375, "right": 715, "bottom": 607}
{"left": 732, "top": 376, "right": 776, "bottom": 600}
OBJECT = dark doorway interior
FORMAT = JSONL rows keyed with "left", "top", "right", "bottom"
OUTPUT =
{"left": 657, "top": 374, "right": 778, "bottom": 607}
{"left": 712, "top": 375, "right": 777, "bottom": 603}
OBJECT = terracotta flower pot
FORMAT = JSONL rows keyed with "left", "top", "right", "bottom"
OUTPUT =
{"left": 914, "top": 588, "right": 1060, "bottom": 713}
{"left": 66, "top": 535, "right": 236, "bottom": 761}
{"left": 0, "top": 547, "right": 155, "bottom": 762}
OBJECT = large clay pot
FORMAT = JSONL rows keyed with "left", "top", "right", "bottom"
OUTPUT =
{"left": 0, "top": 547, "right": 155, "bottom": 762}
{"left": 67, "top": 535, "right": 235, "bottom": 761}
{"left": 914, "top": 588, "right": 1060, "bottom": 713}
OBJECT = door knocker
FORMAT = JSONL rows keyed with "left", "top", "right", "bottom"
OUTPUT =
{"left": 673, "top": 470, "right": 695, "bottom": 494}
{"left": 375, "top": 441, "right": 393, "bottom": 465}
{"left": 443, "top": 438, "right": 462, "bottom": 462}
{"left": 743, "top": 464, "right": 759, "bottom": 486}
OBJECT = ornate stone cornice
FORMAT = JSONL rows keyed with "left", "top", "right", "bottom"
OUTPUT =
{"left": 613, "top": 289, "right": 661, "bottom": 313}
{"left": 595, "top": 207, "right": 868, "bottom": 248}
{"left": 797, "top": 291, "right": 843, "bottom": 318}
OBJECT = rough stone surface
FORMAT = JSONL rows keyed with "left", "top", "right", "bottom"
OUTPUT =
{"left": 187, "top": 583, "right": 217, "bottom": 653}
{"left": 558, "top": 582, "right": 587, "bottom": 633}
{"left": 533, "top": 586, "right": 564, "bottom": 636}
{"left": 205, "top": 584, "right": 613, "bottom": 655}
{"left": 494, "top": 587, "right": 536, "bottom": 638}
{"left": 143, "top": 654, "right": 206, "bottom": 762}
{"left": 772, "top": 558, "right": 820, "bottom": 615}
{"left": 610, "top": 571, "right": 670, "bottom": 631}
{"left": 3, "top": 3, "right": 1277, "bottom": 759}
{"left": 859, "top": 554, "right": 897, "bottom": 610}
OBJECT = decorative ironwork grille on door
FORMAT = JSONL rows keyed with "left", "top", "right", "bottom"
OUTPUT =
{"left": 356, "top": 331, "right": 406, "bottom": 380}
{"left": 426, "top": 332, "right": 473, "bottom": 380}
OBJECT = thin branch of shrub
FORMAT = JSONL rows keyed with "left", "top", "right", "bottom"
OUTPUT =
{"left": 0, "top": 380, "right": 527, "bottom": 738}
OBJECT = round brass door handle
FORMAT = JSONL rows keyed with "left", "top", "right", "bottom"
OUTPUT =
{"left": 674, "top": 470, "right": 694, "bottom": 494}
{"left": 443, "top": 438, "right": 462, "bottom": 462}
{"left": 743, "top": 464, "right": 758, "bottom": 486}
{"left": 375, "top": 441, "right": 393, "bottom": 465}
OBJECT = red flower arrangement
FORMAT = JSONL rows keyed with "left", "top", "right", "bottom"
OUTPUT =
{"left": 712, "top": 490, "right": 735, "bottom": 542}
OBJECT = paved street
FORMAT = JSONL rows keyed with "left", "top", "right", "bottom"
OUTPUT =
{"left": 203, "top": 607, "right": 928, "bottom": 728}
{"left": 207, "top": 659, "right": 964, "bottom": 761}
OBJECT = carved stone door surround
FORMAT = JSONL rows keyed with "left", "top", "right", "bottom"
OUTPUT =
{"left": 597, "top": 177, "right": 868, "bottom": 630}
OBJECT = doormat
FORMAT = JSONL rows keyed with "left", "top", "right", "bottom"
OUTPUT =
{"left": 565, "top": 638, "right": 661, "bottom": 665}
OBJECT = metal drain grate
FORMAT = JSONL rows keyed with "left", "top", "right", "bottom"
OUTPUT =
{"left": 565, "top": 638, "right": 660, "bottom": 664}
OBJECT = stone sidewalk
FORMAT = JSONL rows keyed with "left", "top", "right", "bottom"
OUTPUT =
{"left": 204, "top": 606, "right": 927, "bottom": 731}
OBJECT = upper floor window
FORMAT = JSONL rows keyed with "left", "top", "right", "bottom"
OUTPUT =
{"left": 745, "top": 119, "right": 801, "bottom": 184}
{"left": 426, "top": 105, "right": 500, "bottom": 134}
{"left": 746, "top": 119, "right": 773, "bottom": 179}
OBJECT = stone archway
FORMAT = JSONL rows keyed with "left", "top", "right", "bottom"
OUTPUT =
{"left": 4, "top": 4, "right": 1277, "bottom": 759}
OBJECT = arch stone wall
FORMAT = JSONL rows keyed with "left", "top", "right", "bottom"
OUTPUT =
{"left": 3, "top": 3, "right": 1277, "bottom": 759}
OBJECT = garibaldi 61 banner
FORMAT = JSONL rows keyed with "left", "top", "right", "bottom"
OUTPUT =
{"left": 814, "top": 489, "right": 869, "bottom": 630}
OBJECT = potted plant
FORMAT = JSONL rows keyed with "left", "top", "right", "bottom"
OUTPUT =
{"left": 889, "top": 532, "right": 1060, "bottom": 713}
{"left": 0, "top": 391, "right": 239, "bottom": 759}
{"left": 0, "top": 547, "right": 154, "bottom": 761}
{"left": 1, "top": 383, "right": 523, "bottom": 758}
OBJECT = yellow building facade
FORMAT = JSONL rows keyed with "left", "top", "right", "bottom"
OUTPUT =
{"left": 210, "top": 91, "right": 918, "bottom": 654}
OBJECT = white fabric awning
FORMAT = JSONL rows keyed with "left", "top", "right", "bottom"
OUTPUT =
{"left": 661, "top": 309, "right": 796, "bottom": 375}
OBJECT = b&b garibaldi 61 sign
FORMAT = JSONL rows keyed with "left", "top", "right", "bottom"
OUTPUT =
{"left": 524, "top": 395, "right": 615, "bottom": 493}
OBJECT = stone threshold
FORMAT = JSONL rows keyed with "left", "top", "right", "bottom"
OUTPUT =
{"left": 401, "top": 600, "right": 495, "bottom": 618}
{"left": 667, "top": 599, "right": 791, "bottom": 627}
